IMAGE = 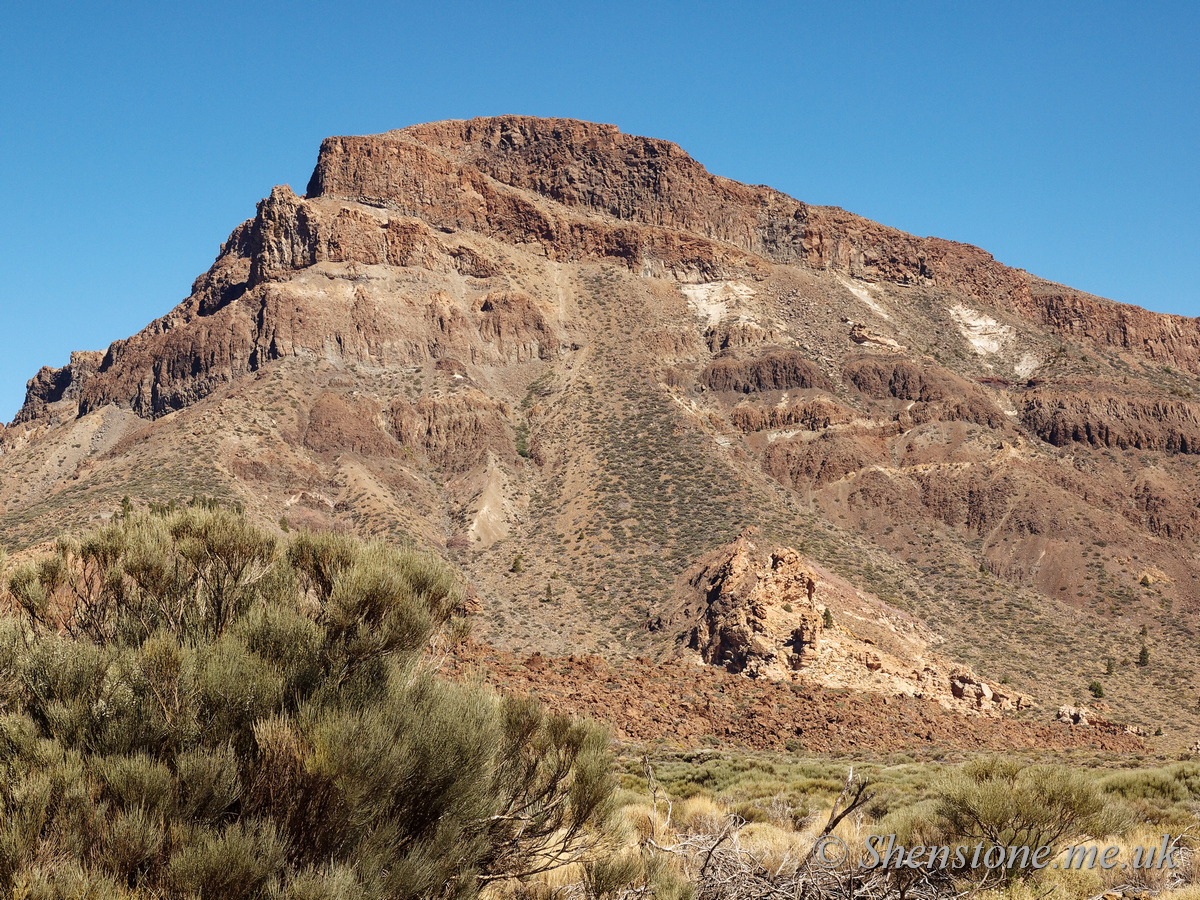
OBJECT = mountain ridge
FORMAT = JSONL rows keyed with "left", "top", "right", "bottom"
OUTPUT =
{"left": 3, "top": 115, "right": 1199, "bottom": 749}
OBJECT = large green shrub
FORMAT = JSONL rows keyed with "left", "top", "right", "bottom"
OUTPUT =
{"left": 932, "top": 756, "right": 1125, "bottom": 875}
{"left": 0, "top": 508, "right": 617, "bottom": 899}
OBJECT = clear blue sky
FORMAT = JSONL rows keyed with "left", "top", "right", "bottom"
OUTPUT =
{"left": 2, "top": 1, "right": 1197, "bottom": 424}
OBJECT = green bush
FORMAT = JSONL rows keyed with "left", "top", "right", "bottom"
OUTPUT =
{"left": 0, "top": 510, "right": 618, "bottom": 898}
{"left": 933, "top": 756, "right": 1125, "bottom": 875}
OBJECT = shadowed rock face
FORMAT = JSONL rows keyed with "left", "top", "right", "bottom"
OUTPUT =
{"left": 13, "top": 351, "right": 103, "bottom": 426}
{"left": 1020, "top": 389, "right": 1200, "bottom": 454}
{"left": 6, "top": 115, "right": 1200, "bottom": 748}
{"left": 702, "top": 350, "right": 833, "bottom": 394}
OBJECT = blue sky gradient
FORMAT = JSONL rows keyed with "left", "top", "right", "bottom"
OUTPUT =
{"left": 2, "top": 0, "right": 1197, "bottom": 423}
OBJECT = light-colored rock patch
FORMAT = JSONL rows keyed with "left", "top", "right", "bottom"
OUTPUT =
{"left": 680, "top": 281, "right": 755, "bottom": 328}
{"left": 468, "top": 460, "right": 513, "bottom": 548}
{"left": 1014, "top": 352, "right": 1040, "bottom": 379}
{"left": 837, "top": 275, "right": 890, "bottom": 320}
{"left": 949, "top": 304, "right": 1014, "bottom": 355}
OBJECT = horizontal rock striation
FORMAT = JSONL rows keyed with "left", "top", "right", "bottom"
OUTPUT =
{"left": 1015, "top": 282, "right": 1200, "bottom": 375}
{"left": 12, "top": 116, "right": 1200, "bottom": 427}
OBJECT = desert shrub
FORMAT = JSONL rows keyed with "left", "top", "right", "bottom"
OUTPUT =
{"left": 166, "top": 819, "right": 288, "bottom": 900}
{"left": 583, "top": 848, "right": 691, "bottom": 900}
{"left": 872, "top": 799, "right": 954, "bottom": 894}
{"left": 933, "top": 756, "right": 1125, "bottom": 875}
{"left": 0, "top": 510, "right": 618, "bottom": 898}
{"left": 1099, "top": 763, "right": 1200, "bottom": 826}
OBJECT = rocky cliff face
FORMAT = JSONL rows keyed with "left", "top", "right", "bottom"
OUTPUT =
{"left": 4, "top": 115, "right": 1200, "bottom": 746}
{"left": 14, "top": 116, "right": 1200, "bottom": 427}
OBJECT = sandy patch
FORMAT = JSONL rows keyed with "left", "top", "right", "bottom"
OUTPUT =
{"left": 469, "top": 461, "right": 512, "bottom": 548}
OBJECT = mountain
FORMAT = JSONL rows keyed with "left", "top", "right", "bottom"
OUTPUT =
{"left": 3, "top": 116, "right": 1198, "bottom": 748}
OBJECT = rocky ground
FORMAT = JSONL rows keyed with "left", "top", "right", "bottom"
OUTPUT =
{"left": 445, "top": 644, "right": 1144, "bottom": 754}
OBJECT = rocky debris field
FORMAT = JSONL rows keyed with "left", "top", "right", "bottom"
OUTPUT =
{"left": 447, "top": 645, "right": 1145, "bottom": 754}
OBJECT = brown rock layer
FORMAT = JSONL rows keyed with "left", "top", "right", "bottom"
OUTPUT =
{"left": 1015, "top": 283, "right": 1200, "bottom": 375}
{"left": 15, "top": 116, "right": 1200, "bottom": 427}
{"left": 764, "top": 431, "right": 892, "bottom": 488}
{"left": 1020, "top": 389, "right": 1200, "bottom": 454}
{"left": 730, "top": 397, "right": 855, "bottom": 433}
{"left": 389, "top": 390, "right": 516, "bottom": 472}
{"left": 702, "top": 350, "right": 833, "bottom": 394}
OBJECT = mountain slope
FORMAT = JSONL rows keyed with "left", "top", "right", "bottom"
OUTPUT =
{"left": 3, "top": 116, "right": 1199, "bottom": 746}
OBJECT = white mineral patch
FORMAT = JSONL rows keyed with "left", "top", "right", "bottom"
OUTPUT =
{"left": 680, "top": 281, "right": 755, "bottom": 328}
{"left": 1014, "top": 353, "right": 1040, "bottom": 380}
{"left": 837, "top": 275, "right": 890, "bottom": 320}
{"left": 948, "top": 304, "right": 1013, "bottom": 355}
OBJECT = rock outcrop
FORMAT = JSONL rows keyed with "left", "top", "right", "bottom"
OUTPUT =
{"left": 389, "top": 390, "right": 516, "bottom": 472}
{"left": 1014, "top": 281, "right": 1200, "bottom": 376}
{"left": 13, "top": 351, "right": 103, "bottom": 426}
{"left": 1020, "top": 388, "right": 1200, "bottom": 454}
{"left": 669, "top": 531, "right": 1032, "bottom": 717}
{"left": 701, "top": 350, "right": 833, "bottom": 394}
{"left": 680, "top": 533, "right": 823, "bottom": 677}
{"left": 13, "top": 116, "right": 1200, "bottom": 428}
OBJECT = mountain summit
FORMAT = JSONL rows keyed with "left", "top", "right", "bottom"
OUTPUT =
{"left": 3, "top": 116, "right": 1199, "bottom": 745}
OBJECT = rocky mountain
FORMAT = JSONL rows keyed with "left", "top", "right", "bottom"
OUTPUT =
{"left": 3, "top": 116, "right": 1199, "bottom": 747}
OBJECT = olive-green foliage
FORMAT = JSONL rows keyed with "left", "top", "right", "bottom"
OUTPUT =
{"left": 933, "top": 756, "right": 1126, "bottom": 874}
{"left": 1098, "top": 762, "right": 1200, "bottom": 827}
{"left": 0, "top": 510, "right": 618, "bottom": 898}
{"left": 584, "top": 848, "right": 692, "bottom": 900}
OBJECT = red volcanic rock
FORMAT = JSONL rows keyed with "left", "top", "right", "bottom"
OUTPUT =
{"left": 389, "top": 390, "right": 516, "bottom": 472}
{"left": 14, "top": 116, "right": 1200, "bottom": 426}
